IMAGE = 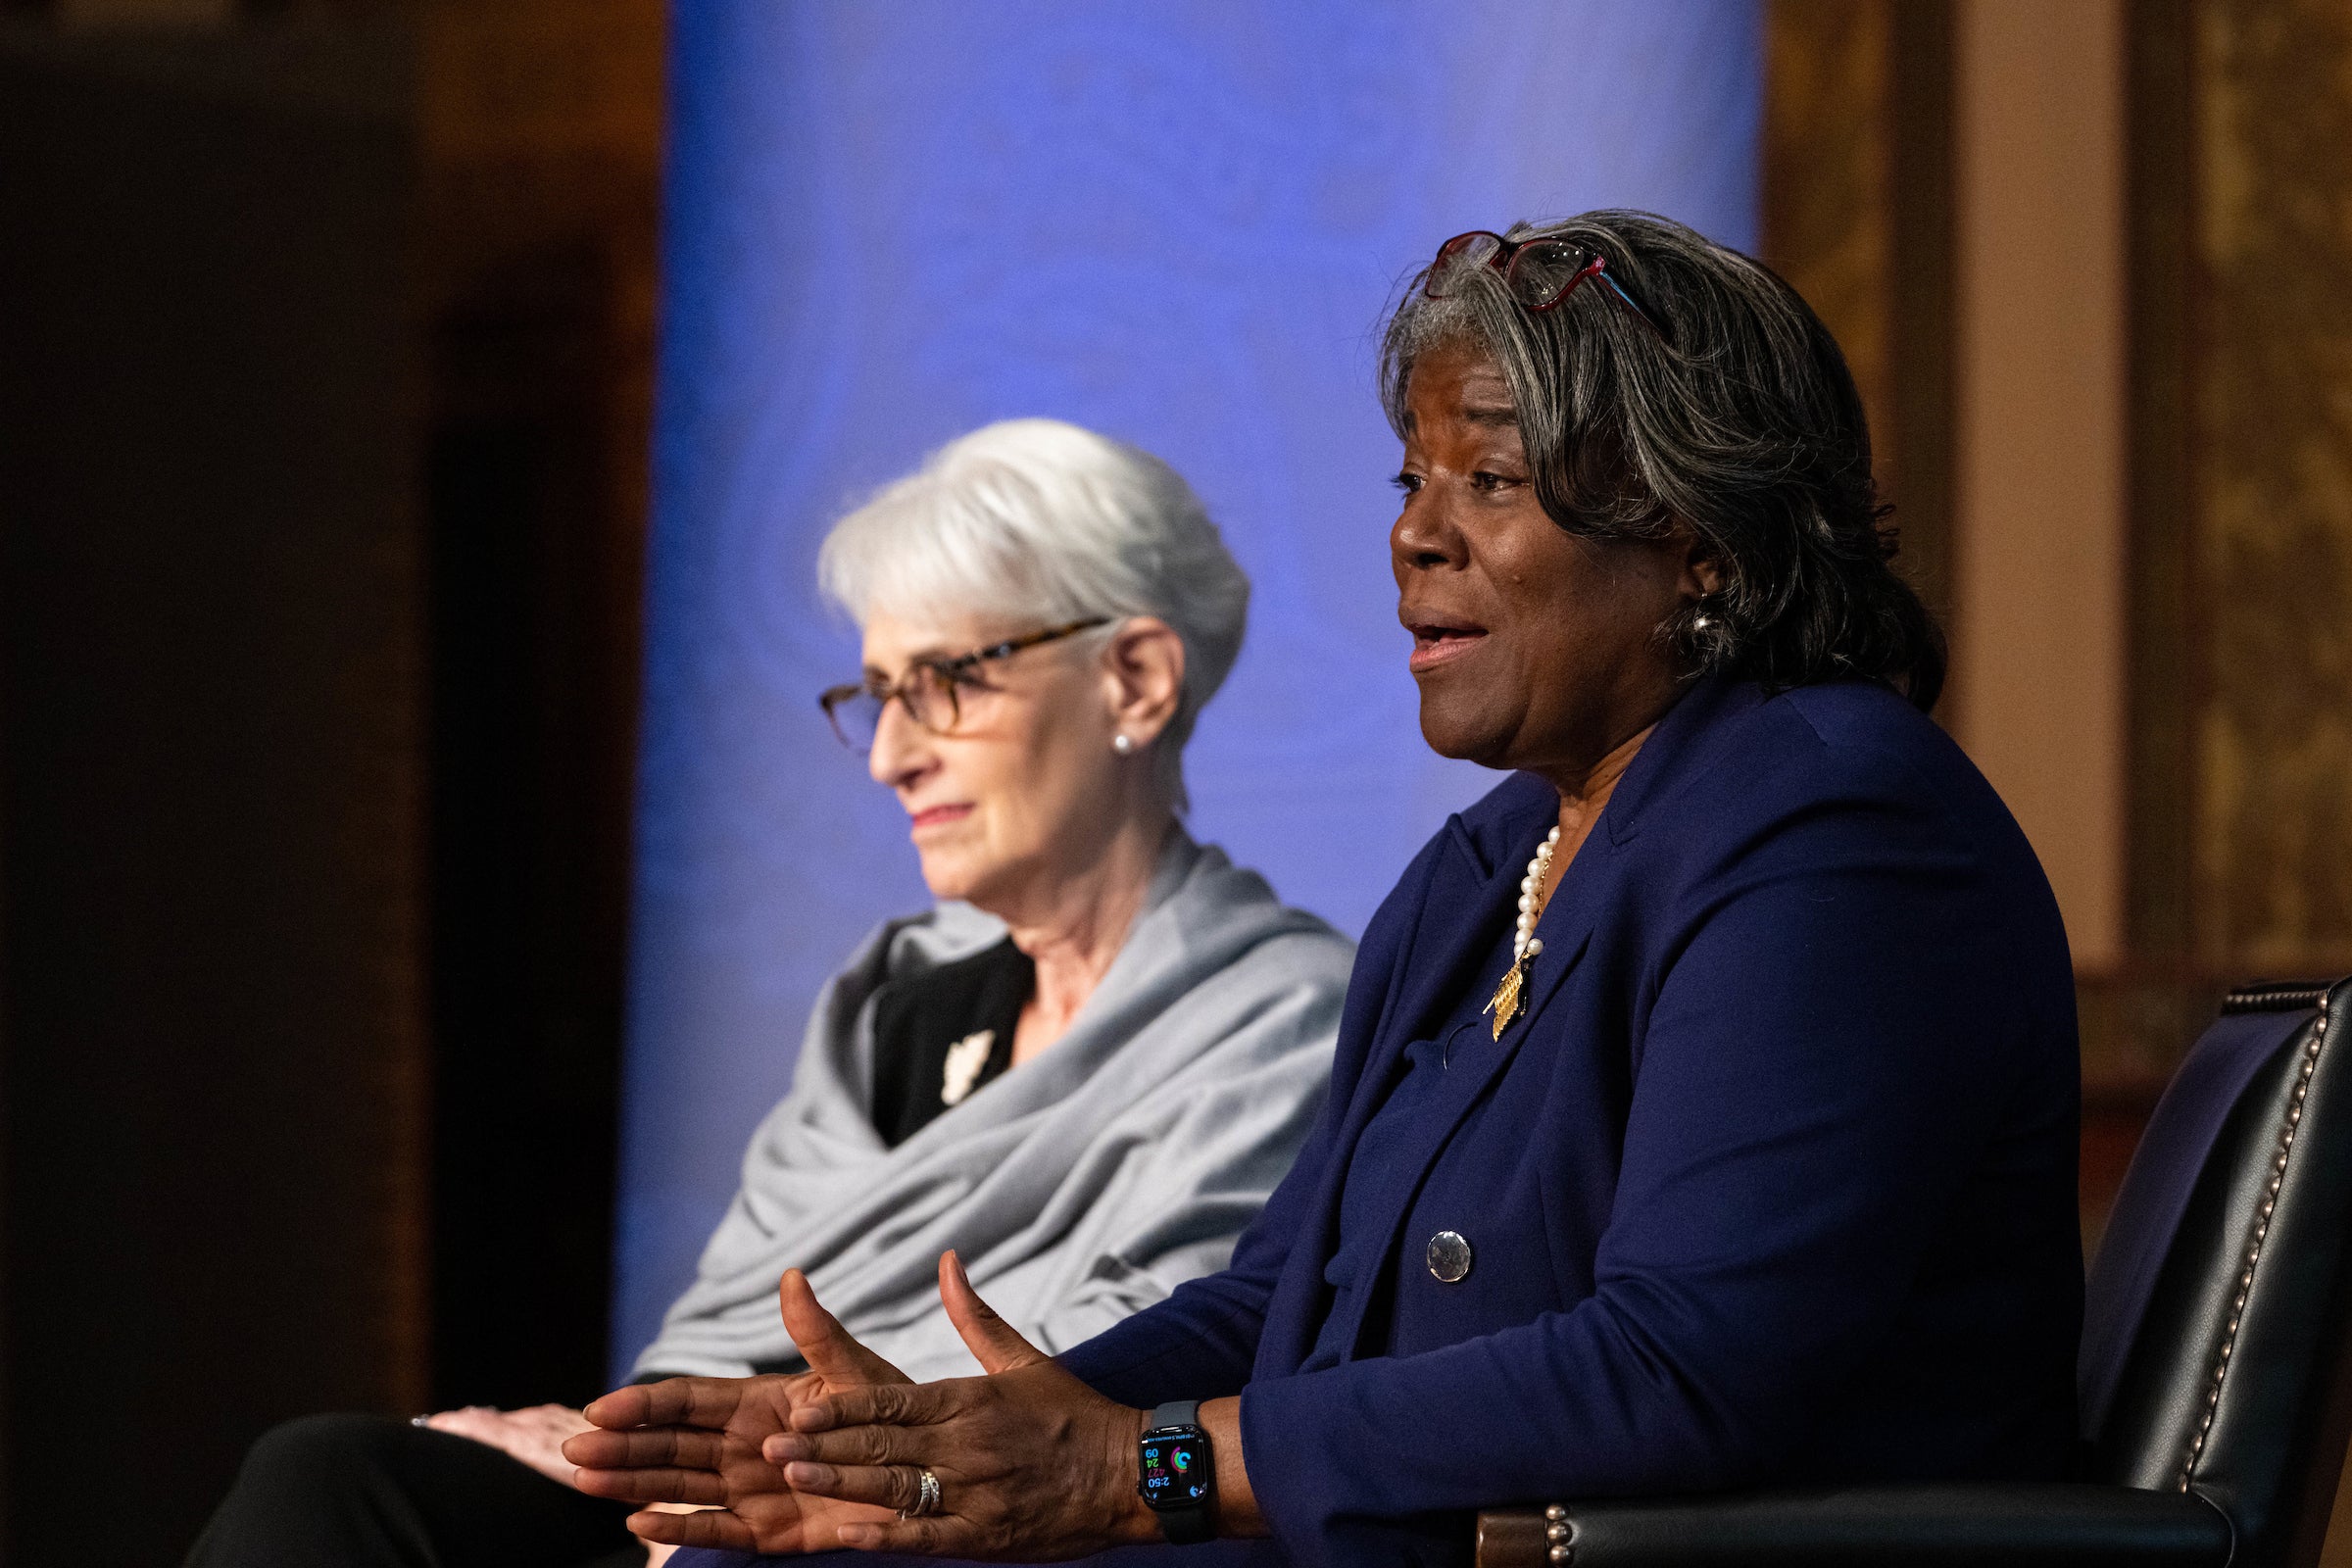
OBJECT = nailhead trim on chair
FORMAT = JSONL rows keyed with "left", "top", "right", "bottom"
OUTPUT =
{"left": 1544, "top": 1502, "right": 1574, "bottom": 1563}
{"left": 2224, "top": 981, "right": 2337, "bottom": 1015}
{"left": 2178, "top": 993, "right": 2332, "bottom": 1491}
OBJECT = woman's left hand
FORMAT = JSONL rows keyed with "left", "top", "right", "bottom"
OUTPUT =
{"left": 423, "top": 1402, "right": 593, "bottom": 1486}
{"left": 766, "top": 1251, "right": 1162, "bottom": 1559}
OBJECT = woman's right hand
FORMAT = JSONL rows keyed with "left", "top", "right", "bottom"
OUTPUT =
{"left": 564, "top": 1269, "right": 910, "bottom": 1553}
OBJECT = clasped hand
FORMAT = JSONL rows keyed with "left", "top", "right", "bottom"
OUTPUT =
{"left": 563, "top": 1253, "right": 1159, "bottom": 1558}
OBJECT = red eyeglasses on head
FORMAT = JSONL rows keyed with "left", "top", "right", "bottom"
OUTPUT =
{"left": 1423, "top": 230, "right": 1667, "bottom": 337}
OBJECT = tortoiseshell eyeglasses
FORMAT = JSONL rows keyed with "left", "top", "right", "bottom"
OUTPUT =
{"left": 819, "top": 617, "right": 1111, "bottom": 753}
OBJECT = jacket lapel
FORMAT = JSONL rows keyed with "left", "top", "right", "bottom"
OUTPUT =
{"left": 1264, "top": 675, "right": 1768, "bottom": 1371}
{"left": 1319, "top": 835, "right": 1614, "bottom": 1360}
{"left": 1255, "top": 780, "right": 1548, "bottom": 1374}
{"left": 1342, "top": 821, "right": 1516, "bottom": 1111}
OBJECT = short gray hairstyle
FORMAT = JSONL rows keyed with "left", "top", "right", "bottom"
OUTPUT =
{"left": 817, "top": 417, "right": 1250, "bottom": 804}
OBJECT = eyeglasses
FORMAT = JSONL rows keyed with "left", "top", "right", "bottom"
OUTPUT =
{"left": 818, "top": 617, "right": 1111, "bottom": 753}
{"left": 1424, "top": 230, "right": 1666, "bottom": 336}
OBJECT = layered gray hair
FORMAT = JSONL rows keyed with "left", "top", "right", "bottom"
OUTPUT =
{"left": 1381, "top": 210, "right": 1944, "bottom": 710}
{"left": 817, "top": 417, "right": 1250, "bottom": 807}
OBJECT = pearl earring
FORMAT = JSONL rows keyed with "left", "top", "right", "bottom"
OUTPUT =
{"left": 1112, "top": 733, "right": 1134, "bottom": 756}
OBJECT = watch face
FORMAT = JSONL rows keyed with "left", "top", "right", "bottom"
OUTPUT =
{"left": 1139, "top": 1434, "right": 1208, "bottom": 1506}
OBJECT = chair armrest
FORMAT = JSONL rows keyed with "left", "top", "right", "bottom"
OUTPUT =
{"left": 1475, "top": 1482, "right": 2232, "bottom": 1568}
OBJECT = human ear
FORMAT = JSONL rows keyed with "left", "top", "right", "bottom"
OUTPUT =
{"left": 1100, "top": 616, "right": 1186, "bottom": 748}
{"left": 1674, "top": 525, "right": 1725, "bottom": 601}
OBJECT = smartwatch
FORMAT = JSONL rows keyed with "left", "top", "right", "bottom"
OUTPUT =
{"left": 1137, "top": 1398, "right": 1216, "bottom": 1544}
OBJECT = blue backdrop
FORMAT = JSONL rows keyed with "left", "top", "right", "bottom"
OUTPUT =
{"left": 614, "top": 0, "right": 1760, "bottom": 1372}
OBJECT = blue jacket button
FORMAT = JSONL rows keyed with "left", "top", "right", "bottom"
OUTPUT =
{"left": 1426, "top": 1230, "right": 1472, "bottom": 1283}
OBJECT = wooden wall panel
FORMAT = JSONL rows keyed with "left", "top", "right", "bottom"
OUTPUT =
{"left": 1762, "top": 0, "right": 1890, "bottom": 466}
{"left": 1760, "top": 0, "right": 1954, "bottom": 636}
{"left": 2190, "top": 0, "right": 2352, "bottom": 981}
{"left": 1950, "top": 0, "right": 2130, "bottom": 972}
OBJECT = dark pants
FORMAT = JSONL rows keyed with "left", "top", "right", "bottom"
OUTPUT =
{"left": 183, "top": 1412, "right": 642, "bottom": 1568}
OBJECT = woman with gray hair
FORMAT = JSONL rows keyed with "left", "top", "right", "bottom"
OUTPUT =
{"left": 183, "top": 417, "right": 1353, "bottom": 1568}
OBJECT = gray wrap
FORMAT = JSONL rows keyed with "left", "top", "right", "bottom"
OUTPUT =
{"left": 632, "top": 832, "right": 1353, "bottom": 1384}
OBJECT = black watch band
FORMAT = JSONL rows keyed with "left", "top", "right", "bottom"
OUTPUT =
{"left": 1140, "top": 1398, "right": 1215, "bottom": 1544}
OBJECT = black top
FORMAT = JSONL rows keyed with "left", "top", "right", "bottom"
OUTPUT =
{"left": 867, "top": 936, "right": 1035, "bottom": 1149}
{"left": 655, "top": 936, "right": 1043, "bottom": 1382}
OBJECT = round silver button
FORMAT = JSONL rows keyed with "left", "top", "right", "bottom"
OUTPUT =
{"left": 1426, "top": 1230, "right": 1473, "bottom": 1283}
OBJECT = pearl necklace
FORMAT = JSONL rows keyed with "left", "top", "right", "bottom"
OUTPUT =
{"left": 1485, "top": 824, "right": 1561, "bottom": 1040}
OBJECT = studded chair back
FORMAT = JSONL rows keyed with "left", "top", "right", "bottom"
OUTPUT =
{"left": 2078, "top": 976, "right": 2352, "bottom": 1568}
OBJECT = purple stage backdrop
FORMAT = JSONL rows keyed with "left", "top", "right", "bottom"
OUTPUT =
{"left": 614, "top": 0, "right": 1760, "bottom": 1372}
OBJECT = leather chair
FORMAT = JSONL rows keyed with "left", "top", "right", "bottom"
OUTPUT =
{"left": 1477, "top": 974, "right": 2352, "bottom": 1568}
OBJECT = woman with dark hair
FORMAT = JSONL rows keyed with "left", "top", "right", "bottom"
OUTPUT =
{"left": 564, "top": 211, "right": 2082, "bottom": 1568}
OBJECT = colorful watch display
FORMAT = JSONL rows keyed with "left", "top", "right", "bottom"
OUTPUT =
{"left": 1138, "top": 1398, "right": 1216, "bottom": 1544}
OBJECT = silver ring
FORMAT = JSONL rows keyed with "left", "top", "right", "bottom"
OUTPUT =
{"left": 898, "top": 1465, "right": 942, "bottom": 1520}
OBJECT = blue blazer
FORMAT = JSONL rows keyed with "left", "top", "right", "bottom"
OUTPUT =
{"left": 1060, "top": 676, "right": 2083, "bottom": 1567}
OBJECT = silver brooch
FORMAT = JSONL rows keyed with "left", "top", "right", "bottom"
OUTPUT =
{"left": 941, "top": 1030, "right": 995, "bottom": 1106}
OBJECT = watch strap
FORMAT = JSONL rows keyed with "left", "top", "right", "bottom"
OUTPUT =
{"left": 1145, "top": 1400, "right": 1214, "bottom": 1544}
{"left": 1159, "top": 1504, "right": 1215, "bottom": 1545}
{"left": 1150, "top": 1398, "right": 1201, "bottom": 1429}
